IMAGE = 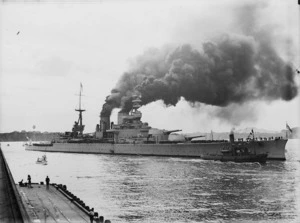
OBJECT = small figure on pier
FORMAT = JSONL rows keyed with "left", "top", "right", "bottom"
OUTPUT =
{"left": 27, "top": 175, "right": 32, "bottom": 188}
{"left": 45, "top": 176, "right": 50, "bottom": 189}
{"left": 18, "top": 179, "right": 24, "bottom": 187}
{"left": 89, "top": 208, "right": 94, "bottom": 223}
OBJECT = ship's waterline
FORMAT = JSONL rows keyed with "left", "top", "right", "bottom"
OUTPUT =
{"left": 25, "top": 139, "right": 287, "bottom": 160}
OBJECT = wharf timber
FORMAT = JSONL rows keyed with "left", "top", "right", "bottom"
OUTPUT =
{"left": 17, "top": 184, "right": 92, "bottom": 222}
{"left": 17, "top": 182, "right": 112, "bottom": 222}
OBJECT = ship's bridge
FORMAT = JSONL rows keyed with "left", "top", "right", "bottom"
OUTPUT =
{"left": 125, "top": 112, "right": 142, "bottom": 120}
{"left": 132, "top": 99, "right": 142, "bottom": 109}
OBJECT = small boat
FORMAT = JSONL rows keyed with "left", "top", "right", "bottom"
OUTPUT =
{"left": 36, "top": 155, "right": 48, "bottom": 165}
{"left": 201, "top": 144, "right": 268, "bottom": 164}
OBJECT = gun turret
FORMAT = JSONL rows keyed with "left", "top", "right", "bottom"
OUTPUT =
{"left": 184, "top": 135, "right": 205, "bottom": 141}
{"left": 163, "top": 129, "right": 182, "bottom": 135}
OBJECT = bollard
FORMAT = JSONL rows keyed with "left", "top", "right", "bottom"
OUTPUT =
{"left": 40, "top": 181, "right": 44, "bottom": 185}
{"left": 99, "top": 216, "right": 104, "bottom": 223}
{"left": 54, "top": 182, "right": 102, "bottom": 222}
{"left": 104, "top": 220, "right": 111, "bottom": 223}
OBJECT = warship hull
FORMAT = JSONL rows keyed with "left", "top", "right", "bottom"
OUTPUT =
{"left": 25, "top": 139, "right": 287, "bottom": 160}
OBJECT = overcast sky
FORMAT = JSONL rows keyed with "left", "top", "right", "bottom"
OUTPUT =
{"left": 0, "top": 0, "right": 299, "bottom": 133}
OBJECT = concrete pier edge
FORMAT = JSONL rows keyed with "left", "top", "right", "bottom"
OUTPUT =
{"left": 0, "top": 146, "right": 31, "bottom": 222}
{"left": 53, "top": 183, "right": 112, "bottom": 222}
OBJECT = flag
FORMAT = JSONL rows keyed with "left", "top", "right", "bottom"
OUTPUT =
{"left": 286, "top": 123, "right": 293, "bottom": 133}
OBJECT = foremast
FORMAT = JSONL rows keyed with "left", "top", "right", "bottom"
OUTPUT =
{"left": 73, "top": 83, "right": 85, "bottom": 136}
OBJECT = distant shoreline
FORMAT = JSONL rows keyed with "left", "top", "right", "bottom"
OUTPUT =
{"left": 1, "top": 127, "right": 299, "bottom": 142}
{"left": 0, "top": 131, "right": 60, "bottom": 142}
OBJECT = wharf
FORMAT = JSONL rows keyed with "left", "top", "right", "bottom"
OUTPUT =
{"left": 0, "top": 146, "right": 28, "bottom": 223}
{"left": 17, "top": 184, "right": 90, "bottom": 222}
{"left": 1, "top": 145, "right": 109, "bottom": 223}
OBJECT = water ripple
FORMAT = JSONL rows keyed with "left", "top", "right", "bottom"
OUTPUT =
{"left": 1, "top": 139, "right": 300, "bottom": 222}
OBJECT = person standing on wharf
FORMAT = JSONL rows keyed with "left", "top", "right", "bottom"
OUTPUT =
{"left": 27, "top": 175, "right": 31, "bottom": 188}
{"left": 45, "top": 176, "right": 50, "bottom": 190}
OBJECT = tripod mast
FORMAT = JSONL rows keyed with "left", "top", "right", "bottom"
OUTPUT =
{"left": 75, "top": 83, "right": 85, "bottom": 136}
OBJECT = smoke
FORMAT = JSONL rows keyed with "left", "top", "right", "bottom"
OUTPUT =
{"left": 100, "top": 2, "right": 298, "bottom": 119}
{"left": 209, "top": 103, "right": 258, "bottom": 126}
{"left": 230, "top": 128, "right": 235, "bottom": 134}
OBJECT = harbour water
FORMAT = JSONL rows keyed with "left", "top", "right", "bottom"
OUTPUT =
{"left": 2, "top": 139, "right": 300, "bottom": 223}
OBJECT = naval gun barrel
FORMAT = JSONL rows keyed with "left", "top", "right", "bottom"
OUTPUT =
{"left": 185, "top": 135, "right": 205, "bottom": 141}
{"left": 163, "top": 129, "right": 182, "bottom": 135}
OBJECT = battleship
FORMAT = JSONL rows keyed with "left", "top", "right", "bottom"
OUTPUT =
{"left": 26, "top": 88, "right": 288, "bottom": 161}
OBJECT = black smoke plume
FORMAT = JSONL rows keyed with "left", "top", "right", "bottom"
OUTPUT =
{"left": 100, "top": 3, "right": 298, "bottom": 118}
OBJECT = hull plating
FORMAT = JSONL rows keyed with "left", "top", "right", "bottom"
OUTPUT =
{"left": 25, "top": 139, "right": 287, "bottom": 160}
